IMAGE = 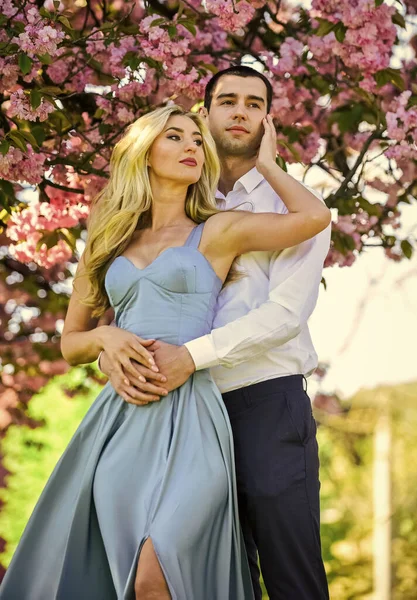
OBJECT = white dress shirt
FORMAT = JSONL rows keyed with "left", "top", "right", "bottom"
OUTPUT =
{"left": 184, "top": 167, "right": 331, "bottom": 394}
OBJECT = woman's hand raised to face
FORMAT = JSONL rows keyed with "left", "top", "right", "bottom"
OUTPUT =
{"left": 256, "top": 115, "right": 278, "bottom": 175}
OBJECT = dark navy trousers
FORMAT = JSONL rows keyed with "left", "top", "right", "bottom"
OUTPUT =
{"left": 222, "top": 375, "right": 329, "bottom": 600}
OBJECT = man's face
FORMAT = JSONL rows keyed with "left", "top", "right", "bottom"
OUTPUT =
{"left": 206, "top": 75, "right": 268, "bottom": 158}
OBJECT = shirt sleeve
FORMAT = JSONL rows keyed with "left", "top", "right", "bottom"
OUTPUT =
{"left": 184, "top": 222, "right": 331, "bottom": 370}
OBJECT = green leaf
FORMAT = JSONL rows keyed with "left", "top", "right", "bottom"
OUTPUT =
{"left": 93, "top": 108, "right": 105, "bottom": 119}
{"left": 18, "top": 53, "right": 33, "bottom": 75}
{"left": 58, "top": 15, "right": 75, "bottom": 37}
{"left": 122, "top": 51, "right": 141, "bottom": 71}
{"left": 8, "top": 131, "right": 28, "bottom": 153}
{"left": 374, "top": 68, "right": 404, "bottom": 91}
{"left": 150, "top": 18, "right": 166, "bottom": 27}
{"left": 11, "top": 20, "right": 25, "bottom": 33}
{"left": 328, "top": 104, "right": 364, "bottom": 133}
{"left": 276, "top": 139, "right": 302, "bottom": 162}
{"left": 275, "top": 155, "right": 287, "bottom": 172}
{"left": 36, "top": 230, "right": 60, "bottom": 252}
{"left": 19, "top": 130, "right": 39, "bottom": 149}
{"left": 167, "top": 25, "right": 176, "bottom": 39}
{"left": 180, "top": 21, "right": 197, "bottom": 36}
{"left": 407, "top": 95, "right": 417, "bottom": 108}
{"left": 315, "top": 18, "right": 337, "bottom": 37}
{"left": 100, "top": 21, "right": 115, "bottom": 30}
{"left": 392, "top": 10, "right": 406, "bottom": 28}
{"left": 39, "top": 86, "right": 62, "bottom": 96}
{"left": 118, "top": 24, "right": 139, "bottom": 35}
{"left": 375, "top": 0, "right": 384, "bottom": 5}
{"left": 30, "top": 89, "right": 42, "bottom": 110}
{"left": 385, "top": 235, "right": 396, "bottom": 247}
{"left": 60, "top": 228, "right": 76, "bottom": 251}
{"left": 321, "top": 276, "right": 327, "bottom": 290}
{"left": 401, "top": 239, "right": 413, "bottom": 259}
{"left": 39, "top": 7, "right": 52, "bottom": 19}
{"left": 334, "top": 23, "right": 347, "bottom": 43}
{"left": 99, "top": 123, "right": 113, "bottom": 136}
{"left": 30, "top": 125, "right": 46, "bottom": 146}
{"left": 0, "top": 180, "right": 15, "bottom": 197}
{"left": 38, "top": 53, "right": 53, "bottom": 65}
{"left": 0, "top": 139, "right": 10, "bottom": 155}
{"left": 199, "top": 62, "right": 218, "bottom": 74}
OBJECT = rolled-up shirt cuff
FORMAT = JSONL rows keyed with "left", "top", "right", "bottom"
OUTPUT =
{"left": 184, "top": 335, "right": 220, "bottom": 371}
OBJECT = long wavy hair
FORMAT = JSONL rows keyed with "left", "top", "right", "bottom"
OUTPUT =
{"left": 77, "top": 105, "right": 234, "bottom": 317}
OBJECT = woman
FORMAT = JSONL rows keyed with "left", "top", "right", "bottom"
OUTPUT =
{"left": 0, "top": 106, "right": 330, "bottom": 600}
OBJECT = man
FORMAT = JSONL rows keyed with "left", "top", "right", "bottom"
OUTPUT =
{"left": 99, "top": 66, "right": 330, "bottom": 599}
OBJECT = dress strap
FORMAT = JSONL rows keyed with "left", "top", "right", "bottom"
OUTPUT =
{"left": 184, "top": 222, "right": 205, "bottom": 249}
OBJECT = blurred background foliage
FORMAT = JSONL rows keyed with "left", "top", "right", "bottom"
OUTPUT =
{"left": 0, "top": 373, "right": 416, "bottom": 599}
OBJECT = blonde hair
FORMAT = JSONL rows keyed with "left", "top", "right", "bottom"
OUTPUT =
{"left": 77, "top": 105, "right": 234, "bottom": 317}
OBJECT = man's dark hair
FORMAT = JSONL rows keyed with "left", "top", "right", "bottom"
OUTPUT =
{"left": 204, "top": 65, "right": 273, "bottom": 113}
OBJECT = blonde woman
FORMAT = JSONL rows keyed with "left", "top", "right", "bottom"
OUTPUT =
{"left": 0, "top": 106, "right": 330, "bottom": 600}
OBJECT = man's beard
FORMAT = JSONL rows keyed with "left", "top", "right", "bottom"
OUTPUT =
{"left": 214, "top": 128, "right": 264, "bottom": 158}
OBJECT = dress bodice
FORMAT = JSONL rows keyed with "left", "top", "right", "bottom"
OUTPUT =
{"left": 104, "top": 223, "right": 223, "bottom": 345}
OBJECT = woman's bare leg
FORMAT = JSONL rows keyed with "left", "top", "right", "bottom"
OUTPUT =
{"left": 134, "top": 538, "right": 171, "bottom": 600}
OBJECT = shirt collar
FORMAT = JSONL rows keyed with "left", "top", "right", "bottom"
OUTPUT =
{"left": 216, "top": 167, "right": 265, "bottom": 201}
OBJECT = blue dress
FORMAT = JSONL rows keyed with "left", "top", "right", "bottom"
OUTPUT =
{"left": 0, "top": 222, "right": 254, "bottom": 600}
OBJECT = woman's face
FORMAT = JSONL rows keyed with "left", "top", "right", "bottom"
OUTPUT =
{"left": 147, "top": 115, "right": 205, "bottom": 185}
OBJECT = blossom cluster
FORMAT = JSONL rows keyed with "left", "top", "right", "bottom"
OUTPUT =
{"left": 385, "top": 91, "right": 417, "bottom": 162}
{"left": 205, "top": 0, "right": 257, "bottom": 32}
{"left": 7, "top": 198, "right": 89, "bottom": 268}
{"left": 12, "top": 7, "right": 65, "bottom": 58}
{"left": 8, "top": 89, "right": 55, "bottom": 122}
{"left": 0, "top": 0, "right": 414, "bottom": 276}
{"left": 310, "top": 0, "right": 397, "bottom": 84}
{"left": 0, "top": 145, "right": 46, "bottom": 185}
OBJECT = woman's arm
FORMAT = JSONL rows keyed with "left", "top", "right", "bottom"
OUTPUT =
{"left": 61, "top": 254, "right": 156, "bottom": 379}
{"left": 212, "top": 116, "right": 331, "bottom": 257}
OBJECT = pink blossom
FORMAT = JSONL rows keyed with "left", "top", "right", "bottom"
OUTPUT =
{"left": 324, "top": 246, "right": 357, "bottom": 268}
{"left": 276, "top": 37, "right": 305, "bottom": 74}
{"left": 7, "top": 198, "right": 89, "bottom": 268}
{"left": 8, "top": 89, "right": 54, "bottom": 122}
{"left": 47, "top": 52, "right": 72, "bottom": 84}
{"left": 309, "top": 1, "right": 397, "bottom": 76}
{"left": 0, "top": 58, "right": 20, "bottom": 93}
{"left": 384, "top": 247, "right": 402, "bottom": 262}
{"left": 116, "top": 106, "right": 135, "bottom": 123}
{"left": 0, "top": 145, "right": 46, "bottom": 184}
{"left": 206, "top": 0, "right": 255, "bottom": 32}
{"left": 13, "top": 12, "right": 65, "bottom": 58}
{"left": 0, "top": 0, "right": 15, "bottom": 18}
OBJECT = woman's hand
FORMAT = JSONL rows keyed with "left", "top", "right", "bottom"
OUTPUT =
{"left": 98, "top": 325, "right": 159, "bottom": 385}
{"left": 256, "top": 115, "right": 278, "bottom": 175}
{"left": 99, "top": 349, "right": 169, "bottom": 406}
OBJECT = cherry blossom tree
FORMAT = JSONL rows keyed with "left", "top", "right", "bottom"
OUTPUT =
{"left": 0, "top": 1, "right": 416, "bottom": 562}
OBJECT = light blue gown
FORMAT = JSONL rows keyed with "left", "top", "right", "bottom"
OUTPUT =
{"left": 0, "top": 222, "right": 254, "bottom": 600}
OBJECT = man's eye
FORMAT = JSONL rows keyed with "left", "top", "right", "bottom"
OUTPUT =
{"left": 249, "top": 103, "right": 260, "bottom": 108}
{"left": 221, "top": 100, "right": 234, "bottom": 105}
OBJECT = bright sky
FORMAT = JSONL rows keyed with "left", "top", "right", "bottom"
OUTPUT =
{"left": 309, "top": 202, "right": 417, "bottom": 398}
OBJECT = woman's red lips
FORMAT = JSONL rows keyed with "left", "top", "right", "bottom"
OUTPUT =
{"left": 180, "top": 158, "right": 197, "bottom": 166}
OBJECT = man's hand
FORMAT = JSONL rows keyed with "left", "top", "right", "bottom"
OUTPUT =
{"left": 99, "top": 349, "right": 169, "bottom": 406}
{"left": 149, "top": 341, "right": 196, "bottom": 391}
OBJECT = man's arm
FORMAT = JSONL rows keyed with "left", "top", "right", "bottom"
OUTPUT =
{"left": 184, "top": 223, "right": 331, "bottom": 370}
